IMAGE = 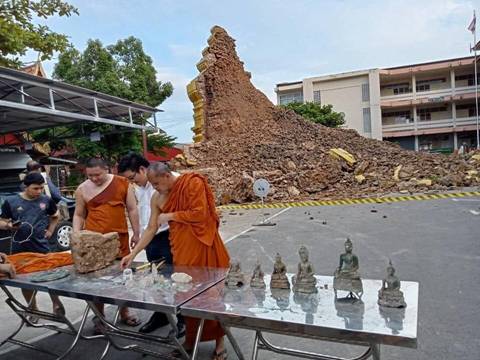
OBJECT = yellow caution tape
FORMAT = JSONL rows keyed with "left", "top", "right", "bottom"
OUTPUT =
{"left": 218, "top": 191, "right": 480, "bottom": 210}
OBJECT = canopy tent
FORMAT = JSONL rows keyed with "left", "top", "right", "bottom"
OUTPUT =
{"left": 0, "top": 66, "right": 161, "bottom": 135}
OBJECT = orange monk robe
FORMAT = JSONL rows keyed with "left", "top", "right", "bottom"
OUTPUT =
{"left": 162, "top": 173, "right": 230, "bottom": 345}
{"left": 7, "top": 252, "right": 73, "bottom": 274}
{"left": 84, "top": 176, "right": 130, "bottom": 258}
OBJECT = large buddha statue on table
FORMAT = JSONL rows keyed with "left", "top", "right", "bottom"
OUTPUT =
{"left": 333, "top": 238, "right": 363, "bottom": 299}
{"left": 270, "top": 253, "right": 290, "bottom": 290}
{"left": 378, "top": 260, "right": 406, "bottom": 308}
{"left": 292, "top": 246, "right": 317, "bottom": 294}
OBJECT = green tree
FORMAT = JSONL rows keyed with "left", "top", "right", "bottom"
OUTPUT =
{"left": 147, "top": 131, "right": 177, "bottom": 156}
{"left": 52, "top": 37, "right": 174, "bottom": 160}
{"left": 0, "top": 0, "right": 79, "bottom": 68}
{"left": 282, "top": 102, "right": 345, "bottom": 128}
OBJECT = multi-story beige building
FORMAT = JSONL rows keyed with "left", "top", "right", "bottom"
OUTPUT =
{"left": 275, "top": 56, "right": 479, "bottom": 152}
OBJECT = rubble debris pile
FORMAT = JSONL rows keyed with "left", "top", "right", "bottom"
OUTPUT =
{"left": 181, "top": 26, "right": 480, "bottom": 204}
{"left": 70, "top": 230, "right": 120, "bottom": 273}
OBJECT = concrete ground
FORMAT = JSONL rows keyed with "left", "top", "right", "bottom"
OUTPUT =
{"left": 1, "top": 195, "right": 479, "bottom": 359}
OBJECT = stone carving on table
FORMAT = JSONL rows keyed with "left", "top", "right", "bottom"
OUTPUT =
{"left": 377, "top": 260, "right": 406, "bottom": 308}
{"left": 70, "top": 230, "right": 120, "bottom": 273}
{"left": 30, "top": 268, "right": 70, "bottom": 283}
{"left": 292, "top": 245, "right": 317, "bottom": 294}
{"left": 270, "top": 253, "right": 290, "bottom": 290}
{"left": 333, "top": 238, "right": 363, "bottom": 299}
{"left": 250, "top": 261, "right": 266, "bottom": 289}
{"left": 225, "top": 261, "right": 245, "bottom": 288}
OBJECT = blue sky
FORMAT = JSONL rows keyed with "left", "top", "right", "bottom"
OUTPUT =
{"left": 34, "top": 0, "right": 477, "bottom": 143}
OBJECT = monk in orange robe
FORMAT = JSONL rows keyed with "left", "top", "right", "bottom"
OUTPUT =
{"left": 121, "top": 163, "right": 230, "bottom": 360}
{"left": 74, "top": 157, "right": 141, "bottom": 328}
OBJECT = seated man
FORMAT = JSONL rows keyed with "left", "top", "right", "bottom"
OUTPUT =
{"left": 0, "top": 172, "right": 65, "bottom": 318}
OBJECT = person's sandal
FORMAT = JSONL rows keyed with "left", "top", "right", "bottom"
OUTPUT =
{"left": 212, "top": 349, "right": 228, "bottom": 360}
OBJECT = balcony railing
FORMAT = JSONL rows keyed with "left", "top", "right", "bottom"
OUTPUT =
{"left": 417, "top": 118, "right": 454, "bottom": 129}
{"left": 382, "top": 122, "right": 414, "bottom": 131}
{"left": 456, "top": 116, "right": 480, "bottom": 126}
{"left": 380, "top": 84, "right": 479, "bottom": 100}
{"left": 382, "top": 116, "right": 479, "bottom": 132}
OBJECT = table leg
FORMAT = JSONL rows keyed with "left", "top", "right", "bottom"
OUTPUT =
{"left": 251, "top": 331, "right": 260, "bottom": 360}
{"left": 371, "top": 344, "right": 380, "bottom": 360}
{"left": 221, "top": 323, "right": 245, "bottom": 360}
{"left": 191, "top": 318, "right": 205, "bottom": 360}
{"left": 1, "top": 285, "right": 94, "bottom": 357}
{"left": 95, "top": 304, "right": 120, "bottom": 360}
{"left": 55, "top": 304, "right": 90, "bottom": 360}
{"left": 0, "top": 316, "right": 25, "bottom": 348}
{"left": 166, "top": 313, "right": 192, "bottom": 360}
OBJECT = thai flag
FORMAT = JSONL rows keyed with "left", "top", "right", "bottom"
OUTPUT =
{"left": 468, "top": 12, "right": 476, "bottom": 34}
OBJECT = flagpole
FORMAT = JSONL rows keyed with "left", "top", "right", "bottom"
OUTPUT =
{"left": 474, "top": 10, "right": 479, "bottom": 149}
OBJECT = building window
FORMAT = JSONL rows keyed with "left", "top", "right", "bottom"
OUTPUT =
{"left": 313, "top": 90, "right": 321, "bottom": 105}
{"left": 279, "top": 92, "right": 303, "bottom": 105}
{"left": 415, "top": 78, "right": 445, "bottom": 92}
{"left": 455, "top": 74, "right": 480, "bottom": 86}
{"left": 362, "top": 83, "right": 370, "bottom": 102}
{"left": 363, "top": 107, "right": 371, "bottom": 133}
{"left": 381, "top": 82, "right": 411, "bottom": 95}
{"left": 416, "top": 84, "right": 430, "bottom": 92}
{"left": 382, "top": 110, "right": 412, "bottom": 124}
{"left": 416, "top": 106, "right": 447, "bottom": 121}
{"left": 393, "top": 85, "right": 411, "bottom": 95}
{"left": 456, "top": 104, "right": 476, "bottom": 117}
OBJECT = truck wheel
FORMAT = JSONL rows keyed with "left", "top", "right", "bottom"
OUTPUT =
{"left": 53, "top": 220, "right": 73, "bottom": 251}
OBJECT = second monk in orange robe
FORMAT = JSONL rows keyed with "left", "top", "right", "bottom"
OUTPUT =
{"left": 121, "top": 163, "right": 230, "bottom": 359}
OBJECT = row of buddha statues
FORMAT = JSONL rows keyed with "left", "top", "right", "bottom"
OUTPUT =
{"left": 225, "top": 238, "right": 406, "bottom": 308}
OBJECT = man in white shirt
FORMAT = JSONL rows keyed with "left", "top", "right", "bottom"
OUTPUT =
{"left": 118, "top": 153, "right": 183, "bottom": 334}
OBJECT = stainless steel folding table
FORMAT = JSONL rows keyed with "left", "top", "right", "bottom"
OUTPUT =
{"left": 1, "top": 263, "right": 227, "bottom": 359}
{"left": 181, "top": 274, "right": 418, "bottom": 360}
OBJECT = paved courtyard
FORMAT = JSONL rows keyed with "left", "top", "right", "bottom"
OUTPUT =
{"left": 1, "top": 195, "right": 479, "bottom": 359}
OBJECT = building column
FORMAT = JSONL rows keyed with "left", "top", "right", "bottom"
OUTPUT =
{"left": 413, "top": 105, "right": 419, "bottom": 151}
{"left": 454, "top": 132, "right": 458, "bottom": 150}
{"left": 412, "top": 74, "right": 416, "bottom": 100}
{"left": 413, "top": 105, "right": 418, "bottom": 130}
{"left": 452, "top": 102, "right": 457, "bottom": 126}
{"left": 302, "top": 79, "right": 314, "bottom": 103}
{"left": 450, "top": 68, "right": 456, "bottom": 94}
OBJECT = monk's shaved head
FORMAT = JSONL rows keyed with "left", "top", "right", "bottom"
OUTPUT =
{"left": 85, "top": 157, "right": 109, "bottom": 186}
{"left": 147, "top": 162, "right": 172, "bottom": 176}
{"left": 86, "top": 157, "right": 109, "bottom": 169}
{"left": 147, "top": 162, "right": 176, "bottom": 193}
